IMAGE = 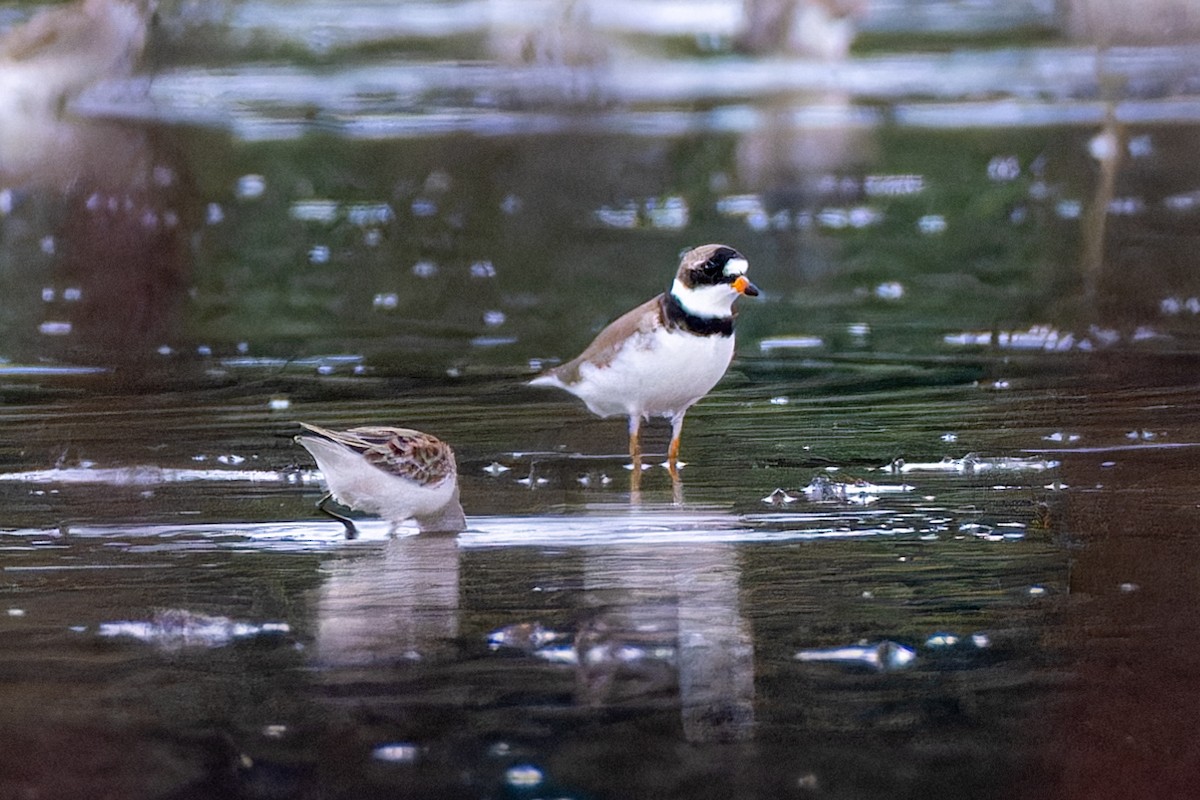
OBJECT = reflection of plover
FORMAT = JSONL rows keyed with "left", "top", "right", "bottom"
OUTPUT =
{"left": 530, "top": 244, "right": 759, "bottom": 472}
{"left": 295, "top": 423, "right": 466, "bottom": 538}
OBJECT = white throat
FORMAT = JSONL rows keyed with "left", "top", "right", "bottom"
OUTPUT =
{"left": 671, "top": 278, "right": 738, "bottom": 319}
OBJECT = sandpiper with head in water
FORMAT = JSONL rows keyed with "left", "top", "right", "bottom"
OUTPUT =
{"left": 295, "top": 422, "right": 466, "bottom": 538}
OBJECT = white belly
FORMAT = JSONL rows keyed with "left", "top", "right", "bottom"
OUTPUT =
{"left": 572, "top": 329, "right": 735, "bottom": 420}
{"left": 299, "top": 437, "right": 457, "bottom": 521}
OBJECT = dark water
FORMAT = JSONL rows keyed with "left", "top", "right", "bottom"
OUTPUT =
{"left": 3, "top": 1, "right": 1200, "bottom": 798}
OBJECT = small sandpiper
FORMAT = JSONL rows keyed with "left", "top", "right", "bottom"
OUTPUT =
{"left": 530, "top": 244, "right": 759, "bottom": 474}
{"left": 295, "top": 422, "right": 466, "bottom": 538}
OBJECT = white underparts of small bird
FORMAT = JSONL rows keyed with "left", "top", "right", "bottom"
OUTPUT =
{"left": 295, "top": 422, "right": 466, "bottom": 539}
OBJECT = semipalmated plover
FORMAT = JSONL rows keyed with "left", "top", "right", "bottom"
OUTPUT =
{"left": 530, "top": 244, "right": 759, "bottom": 472}
{"left": 295, "top": 422, "right": 466, "bottom": 538}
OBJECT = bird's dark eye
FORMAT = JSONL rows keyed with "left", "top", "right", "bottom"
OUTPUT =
{"left": 703, "top": 247, "right": 739, "bottom": 277}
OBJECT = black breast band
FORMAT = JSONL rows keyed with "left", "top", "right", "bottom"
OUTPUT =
{"left": 661, "top": 292, "right": 734, "bottom": 337}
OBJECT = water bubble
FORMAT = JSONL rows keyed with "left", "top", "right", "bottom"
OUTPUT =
{"left": 7, "top": 608, "right": 26, "bottom": 617}
{"left": 500, "top": 194, "right": 522, "bottom": 215}
{"left": 925, "top": 632, "right": 960, "bottom": 648}
{"left": 817, "top": 208, "right": 849, "bottom": 229}
{"left": 849, "top": 205, "right": 882, "bottom": 227}
{"left": 470, "top": 260, "right": 497, "bottom": 279}
{"left": 39, "top": 321, "right": 72, "bottom": 336}
{"left": 308, "top": 245, "right": 330, "bottom": 264}
{"left": 373, "top": 293, "right": 399, "bottom": 310}
{"left": 769, "top": 396, "right": 789, "bottom": 405}
{"left": 647, "top": 196, "right": 688, "bottom": 229}
{"left": 987, "top": 155, "right": 1020, "bottom": 181}
{"left": 372, "top": 743, "right": 419, "bottom": 763}
{"left": 505, "top": 764, "right": 544, "bottom": 788}
{"left": 716, "top": 194, "right": 764, "bottom": 217}
{"left": 412, "top": 260, "right": 438, "bottom": 278}
{"left": 864, "top": 174, "right": 924, "bottom": 196}
{"left": 236, "top": 174, "right": 266, "bottom": 200}
{"left": 917, "top": 214, "right": 946, "bottom": 234}
{"left": 1164, "top": 191, "right": 1200, "bottom": 211}
{"left": 411, "top": 198, "right": 437, "bottom": 217}
{"left": 758, "top": 336, "right": 824, "bottom": 351}
{"left": 483, "top": 462, "right": 510, "bottom": 476}
{"left": 1056, "top": 199, "right": 1082, "bottom": 219}
{"left": 346, "top": 202, "right": 394, "bottom": 227}
{"left": 363, "top": 229, "right": 382, "bottom": 247}
{"left": 1088, "top": 130, "right": 1119, "bottom": 161}
{"left": 874, "top": 281, "right": 904, "bottom": 300}
{"left": 41, "top": 287, "right": 54, "bottom": 302}
{"left": 0, "top": 188, "right": 12, "bottom": 215}
{"left": 206, "top": 203, "right": 224, "bottom": 224}
{"left": 63, "top": 287, "right": 82, "bottom": 302}
{"left": 40, "top": 236, "right": 55, "bottom": 255}
{"left": 289, "top": 200, "right": 338, "bottom": 223}
{"left": 594, "top": 203, "right": 638, "bottom": 228}
{"left": 483, "top": 310, "right": 506, "bottom": 327}
{"left": 268, "top": 396, "right": 290, "bottom": 411}
{"left": 262, "top": 725, "right": 287, "bottom": 739}
{"left": 1128, "top": 134, "right": 1153, "bottom": 157}
{"left": 1028, "top": 585, "right": 1047, "bottom": 597}
{"left": 424, "top": 170, "right": 451, "bottom": 192}
{"left": 797, "top": 773, "right": 820, "bottom": 791}
{"left": 1108, "top": 197, "right": 1144, "bottom": 215}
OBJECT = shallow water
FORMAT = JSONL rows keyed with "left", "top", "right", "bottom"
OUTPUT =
{"left": 3, "top": 1, "right": 1200, "bottom": 798}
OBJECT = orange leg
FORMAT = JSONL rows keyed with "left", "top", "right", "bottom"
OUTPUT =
{"left": 628, "top": 415, "right": 642, "bottom": 464}
{"left": 667, "top": 412, "right": 686, "bottom": 475}
{"left": 628, "top": 415, "right": 643, "bottom": 493}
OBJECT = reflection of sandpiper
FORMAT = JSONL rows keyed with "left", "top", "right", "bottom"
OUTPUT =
{"left": 295, "top": 423, "right": 467, "bottom": 538}
{"left": 530, "top": 244, "right": 759, "bottom": 477}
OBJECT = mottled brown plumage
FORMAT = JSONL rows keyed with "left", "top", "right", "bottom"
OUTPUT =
{"left": 301, "top": 424, "right": 457, "bottom": 487}
{"left": 295, "top": 422, "right": 465, "bottom": 536}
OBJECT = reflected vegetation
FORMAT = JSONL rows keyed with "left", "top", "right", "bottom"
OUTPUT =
{"left": 3, "top": 0, "right": 1200, "bottom": 797}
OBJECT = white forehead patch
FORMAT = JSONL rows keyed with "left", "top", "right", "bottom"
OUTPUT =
{"left": 722, "top": 257, "right": 749, "bottom": 276}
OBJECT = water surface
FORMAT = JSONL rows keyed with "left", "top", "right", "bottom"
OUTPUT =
{"left": 2, "top": 1, "right": 1200, "bottom": 797}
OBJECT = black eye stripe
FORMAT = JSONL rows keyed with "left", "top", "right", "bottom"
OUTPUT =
{"left": 690, "top": 247, "right": 743, "bottom": 283}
